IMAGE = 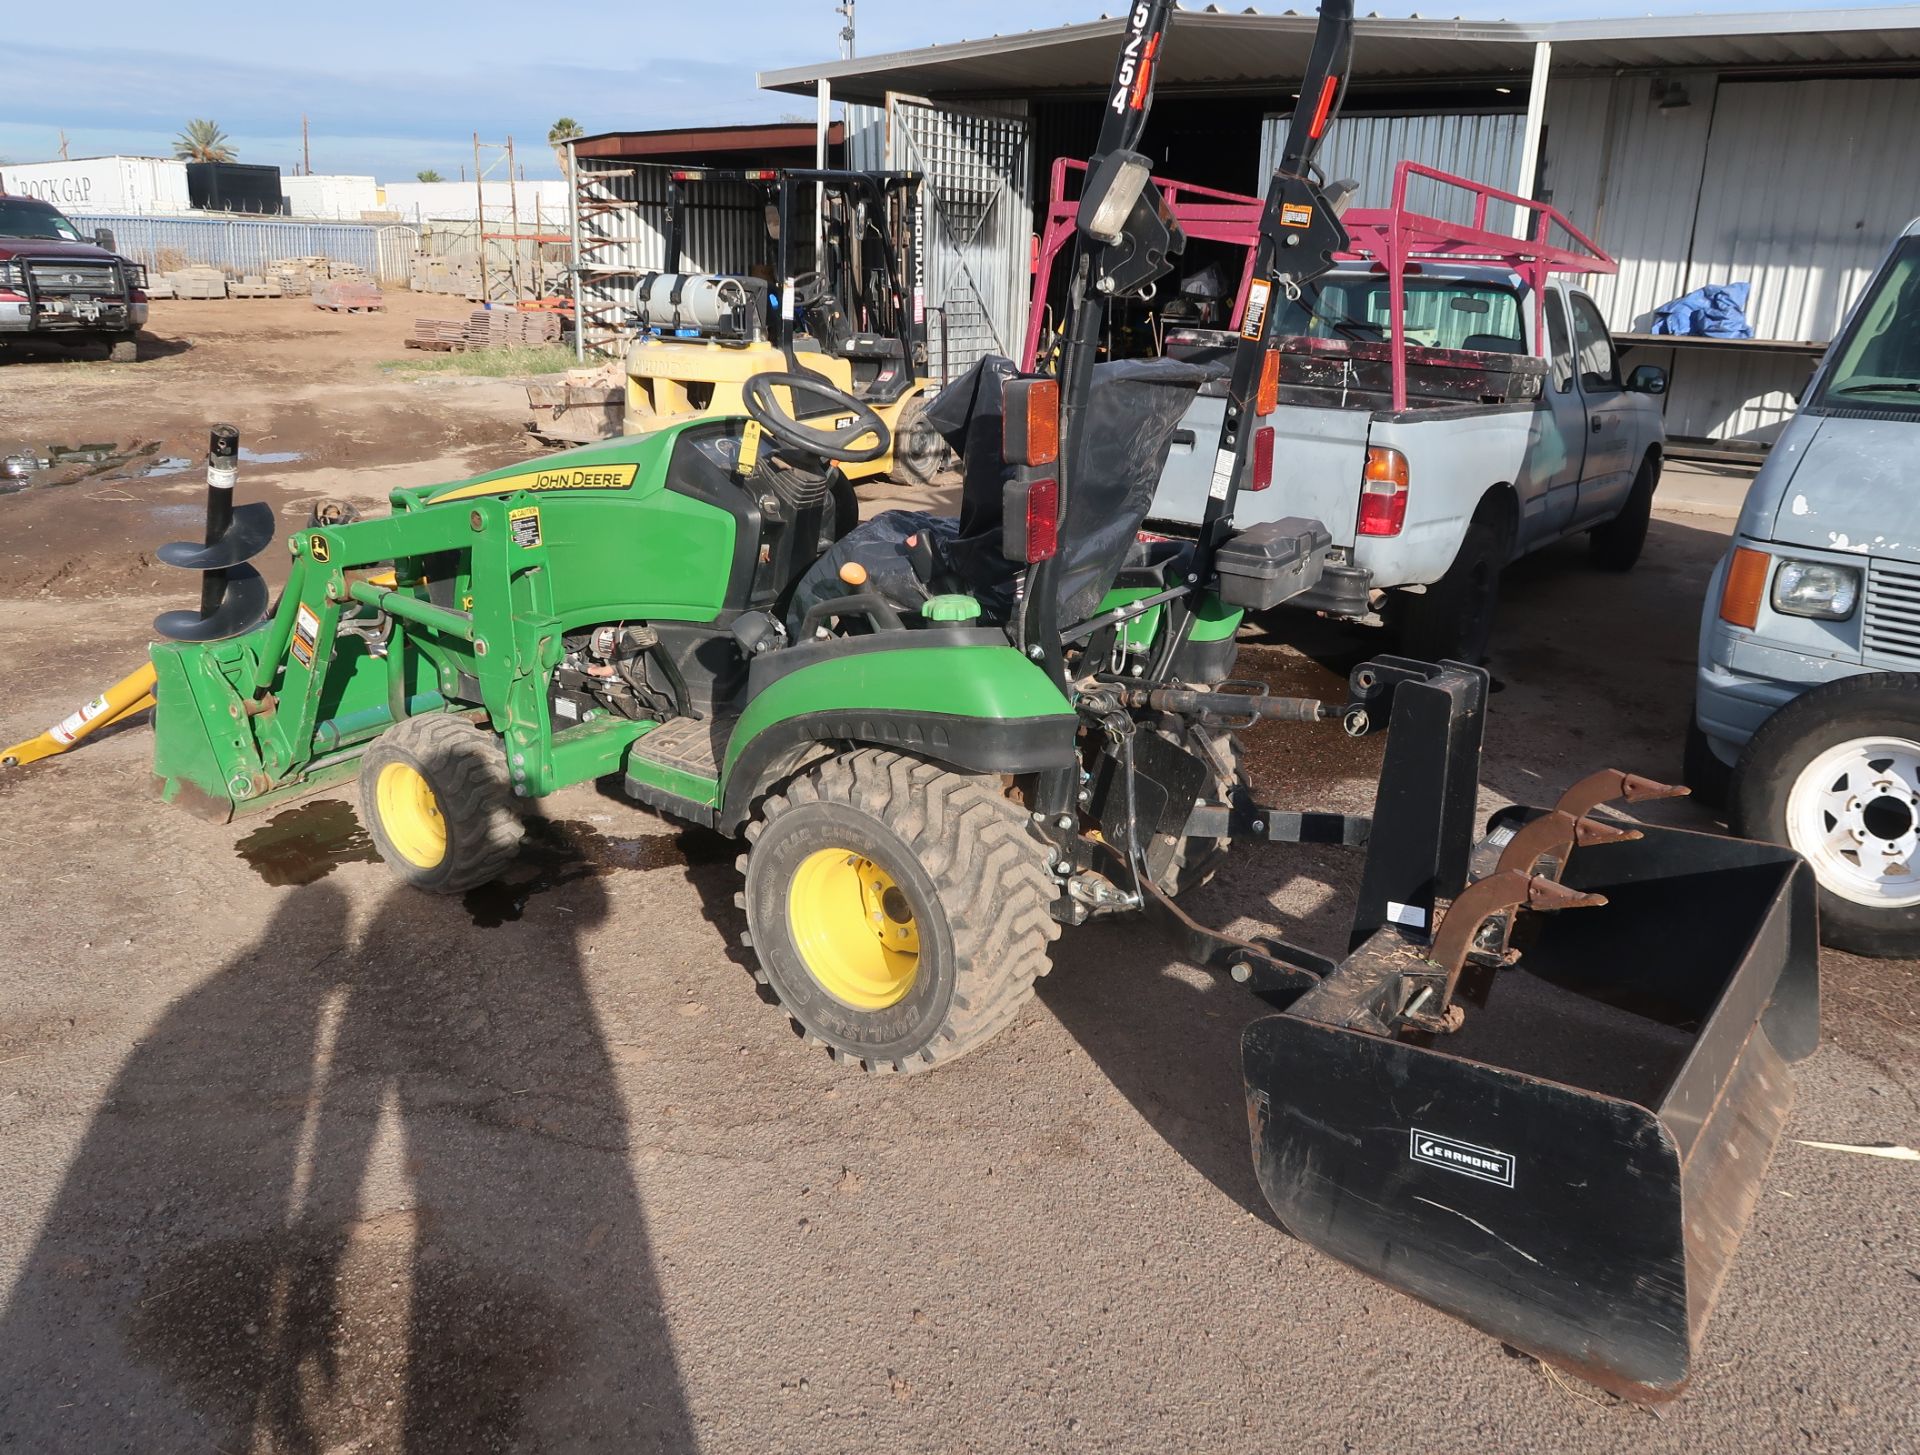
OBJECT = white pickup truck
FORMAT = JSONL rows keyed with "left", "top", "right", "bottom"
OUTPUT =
{"left": 1148, "top": 265, "right": 1669, "bottom": 661}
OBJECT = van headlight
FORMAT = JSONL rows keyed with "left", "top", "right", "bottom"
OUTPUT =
{"left": 1771, "top": 559, "right": 1860, "bottom": 620}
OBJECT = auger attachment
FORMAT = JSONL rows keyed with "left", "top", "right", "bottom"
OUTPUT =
{"left": 153, "top": 425, "right": 274, "bottom": 643}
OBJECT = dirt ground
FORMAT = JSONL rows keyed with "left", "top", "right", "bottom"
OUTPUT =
{"left": 0, "top": 303, "right": 1914, "bottom": 1453}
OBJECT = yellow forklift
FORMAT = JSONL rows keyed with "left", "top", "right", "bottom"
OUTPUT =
{"left": 623, "top": 167, "right": 949, "bottom": 485}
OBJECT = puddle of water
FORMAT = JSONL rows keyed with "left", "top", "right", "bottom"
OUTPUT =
{"left": 463, "top": 817, "right": 733, "bottom": 927}
{"left": 235, "top": 799, "right": 378, "bottom": 886}
{"left": 0, "top": 440, "right": 307, "bottom": 492}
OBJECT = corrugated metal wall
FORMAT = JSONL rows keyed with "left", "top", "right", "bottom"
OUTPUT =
{"left": 1259, "top": 111, "right": 1525, "bottom": 228}
{"left": 886, "top": 98, "right": 1030, "bottom": 381}
{"left": 572, "top": 159, "right": 779, "bottom": 359}
{"left": 68, "top": 212, "right": 390, "bottom": 281}
{"left": 845, "top": 103, "right": 887, "bottom": 172}
{"left": 1542, "top": 72, "right": 1920, "bottom": 444}
{"left": 1691, "top": 79, "right": 1920, "bottom": 342}
{"left": 1542, "top": 73, "right": 1723, "bottom": 333}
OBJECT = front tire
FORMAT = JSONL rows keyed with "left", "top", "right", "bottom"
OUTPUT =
{"left": 358, "top": 714, "right": 524, "bottom": 893}
{"left": 1731, "top": 674, "right": 1920, "bottom": 957}
{"left": 1588, "top": 455, "right": 1659, "bottom": 571}
{"left": 740, "top": 749, "right": 1059, "bottom": 1073}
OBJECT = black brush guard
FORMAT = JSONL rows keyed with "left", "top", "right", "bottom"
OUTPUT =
{"left": 1182, "top": 661, "right": 1818, "bottom": 1402}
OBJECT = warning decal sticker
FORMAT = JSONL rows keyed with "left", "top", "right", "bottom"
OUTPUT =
{"left": 1280, "top": 201, "right": 1314, "bottom": 229}
{"left": 1241, "top": 278, "right": 1272, "bottom": 340}
{"left": 509, "top": 505, "right": 542, "bottom": 548}
{"left": 291, "top": 603, "right": 320, "bottom": 668}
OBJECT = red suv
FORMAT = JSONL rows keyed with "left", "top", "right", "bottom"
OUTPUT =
{"left": 0, "top": 193, "right": 149, "bottom": 361}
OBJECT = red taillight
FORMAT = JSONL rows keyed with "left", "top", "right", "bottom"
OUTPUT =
{"left": 1256, "top": 348, "right": 1280, "bottom": 416}
{"left": 1249, "top": 426, "right": 1275, "bottom": 492}
{"left": 1023, "top": 477, "right": 1059, "bottom": 562}
{"left": 1356, "top": 446, "right": 1409, "bottom": 537}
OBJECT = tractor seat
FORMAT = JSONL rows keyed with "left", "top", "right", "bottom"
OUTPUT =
{"left": 786, "top": 355, "right": 1212, "bottom": 637}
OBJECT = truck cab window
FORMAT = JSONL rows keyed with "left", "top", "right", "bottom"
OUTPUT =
{"left": 1570, "top": 294, "right": 1619, "bottom": 391}
{"left": 0, "top": 199, "right": 84, "bottom": 243}
{"left": 1544, "top": 294, "right": 1575, "bottom": 393}
{"left": 1276, "top": 278, "right": 1524, "bottom": 351}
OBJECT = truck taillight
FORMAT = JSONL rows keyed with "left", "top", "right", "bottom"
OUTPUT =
{"left": 1356, "top": 446, "right": 1409, "bottom": 537}
{"left": 1248, "top": 426, "right": 1275, "bottom": 491}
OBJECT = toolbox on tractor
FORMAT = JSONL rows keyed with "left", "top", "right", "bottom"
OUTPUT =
{"left": 2, "top": 0, "right": 1820, "bottom": 1404}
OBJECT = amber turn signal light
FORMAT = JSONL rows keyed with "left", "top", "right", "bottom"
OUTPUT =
{"left": 1002, "top": 378, "right": 1060, "bottom": 467}
{"left": 1718, "top": 547, "right": 1770, "bottom": 629}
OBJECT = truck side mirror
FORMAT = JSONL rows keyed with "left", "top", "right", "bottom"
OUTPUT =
{"left": 93, "top": 227, "right": 116, "bottom": 251}
{"left": 1626, "top": 363, "right": 1667, "bottom": 395}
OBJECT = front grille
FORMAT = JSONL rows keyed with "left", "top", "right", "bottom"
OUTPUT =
{"left": 1862, "top": 559, "right": 1920, "bottom": 668}
{"left": 25, "top": 259, "right": 122, "bottom": 295}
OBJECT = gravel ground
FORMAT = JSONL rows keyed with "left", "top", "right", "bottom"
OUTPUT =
{"left": 0, "top": 314, "right": 1913, "bottom": 1452}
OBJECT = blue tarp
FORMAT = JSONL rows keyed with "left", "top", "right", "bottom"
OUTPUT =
{"left": 1651, "top": 282, "right": 1754, "bottom": 339}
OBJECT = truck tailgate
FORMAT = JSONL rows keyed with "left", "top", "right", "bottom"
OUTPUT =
{"left": 1148, "top": 395, "right": 1366, "bottom": 548}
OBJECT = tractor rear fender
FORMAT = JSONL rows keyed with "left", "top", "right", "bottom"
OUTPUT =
{"left": 717, "top": 635, "right": 1078, "bottom": 832}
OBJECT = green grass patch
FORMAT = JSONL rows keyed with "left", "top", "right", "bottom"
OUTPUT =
{"left": 382, "top": 344, "right": 579, "bottom": 377}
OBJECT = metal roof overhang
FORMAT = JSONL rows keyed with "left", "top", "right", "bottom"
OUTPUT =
{"left": 759, "top": 8, "right": 1920, "bottom": 104}
{"left": 573, "top": 121, "right": 846, "bottom": 161}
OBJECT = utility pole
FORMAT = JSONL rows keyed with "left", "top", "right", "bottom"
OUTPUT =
{"left": 301, "top": 114, "right": 311, "bottom": 176}
{"left": 837, "top": 0, "right": 855, "bottom": 59}
{"left": 58, "top": 130, "right": 69, "bottom": 161}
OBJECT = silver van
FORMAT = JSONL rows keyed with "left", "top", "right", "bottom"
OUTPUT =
{"left": 1692, "top": 220, "right": 1920, "bottom": 956}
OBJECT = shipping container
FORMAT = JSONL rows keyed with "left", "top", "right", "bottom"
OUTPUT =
{"left": 0, "top": 156, "right": 192, "bottom": 215}
{"left": 282, "top": 174, "right": 381, "bottom": 221}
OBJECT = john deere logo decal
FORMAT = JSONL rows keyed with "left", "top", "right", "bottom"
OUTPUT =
{"left": 1410, "top": 1129, "right": 1515, "bottom": 1187}
{"left": 308, "top": 533, "right": 331, "bottom": 562}
{"left": 434, "top": 462, "right": 641, "bottom": 503}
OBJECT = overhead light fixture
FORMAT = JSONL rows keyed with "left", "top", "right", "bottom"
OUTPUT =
{"left": 1652, "top": 76, "right": 1692, "bottom": 111}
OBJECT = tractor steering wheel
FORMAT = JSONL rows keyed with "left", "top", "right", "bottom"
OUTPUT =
{"left": 741, "top": 370, "right": 892, "bottom": 464}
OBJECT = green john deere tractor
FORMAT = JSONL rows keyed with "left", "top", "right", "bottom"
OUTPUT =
{"left": 30, "top": 0, "right": 1821, "bottom": 1406}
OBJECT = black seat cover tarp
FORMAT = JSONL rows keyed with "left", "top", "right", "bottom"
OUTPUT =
{"left": 788, "top": 354, "right": 1211, "bottom": 634}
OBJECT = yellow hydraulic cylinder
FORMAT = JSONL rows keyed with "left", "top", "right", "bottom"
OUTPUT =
{"left": 1, "top": 662, "right": 158, "bottom": 767}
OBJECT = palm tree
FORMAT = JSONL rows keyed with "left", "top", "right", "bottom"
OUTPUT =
{"left": 416, "top": 169, "right": 444, "bottom": 183}
{"left": 173, "top": 119, "right": 235, "bottom": 163}
{"left": 548, "top": 117, "right": 583, "bottom": 176}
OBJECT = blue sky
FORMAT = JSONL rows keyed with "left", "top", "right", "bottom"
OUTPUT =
{"left": 0, "top": 1, "right": 1885, "bottom": 180}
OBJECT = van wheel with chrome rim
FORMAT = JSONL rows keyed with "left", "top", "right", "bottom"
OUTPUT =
{"left": 739, "top": 748, "right": 1059, "bottom": 1073}
{"left": 358, "top": 714, "right": 524, "bottom": 893}
{"left": 1732, "top": 672, "right": 1920, "bottom": 957}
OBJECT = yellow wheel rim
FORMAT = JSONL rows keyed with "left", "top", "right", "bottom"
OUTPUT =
{"left": 788, "top": 847, "right": 921, "bottom": 1009}
{"left": 376, "top": 761, "right": 447, "bottom": 869}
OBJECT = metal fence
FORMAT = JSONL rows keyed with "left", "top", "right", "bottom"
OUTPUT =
{"left": 67, "top": 211, "right": 413, "bottom": 285}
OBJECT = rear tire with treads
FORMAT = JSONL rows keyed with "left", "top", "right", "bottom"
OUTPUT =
{"left": 739, "top": 749, "right": 1059, "bottom": 1073}
{"left": 358, "top": 714, "right": 524, "bottom": 893}
{"left": 888, "top": 394, "right": 951, "bottom": 486}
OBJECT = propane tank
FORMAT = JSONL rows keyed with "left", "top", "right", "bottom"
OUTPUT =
{"left": 630, "top": 273, "right": 764, "bottom": 337}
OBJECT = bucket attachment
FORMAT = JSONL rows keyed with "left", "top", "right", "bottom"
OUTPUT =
{"left": 152, "top": 425, "right": 273, "bottom": 644}
{"left": 1243, "top": 798, "right": 1818, "bottom": 1401}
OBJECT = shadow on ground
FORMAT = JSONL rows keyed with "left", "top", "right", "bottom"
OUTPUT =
{"left": 0, "top": 872, "right": 696, "bottom": 1452}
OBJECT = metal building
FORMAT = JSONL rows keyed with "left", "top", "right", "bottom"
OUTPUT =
{"left": 762, "top": 7, "right": 1920, "bottom": 457}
